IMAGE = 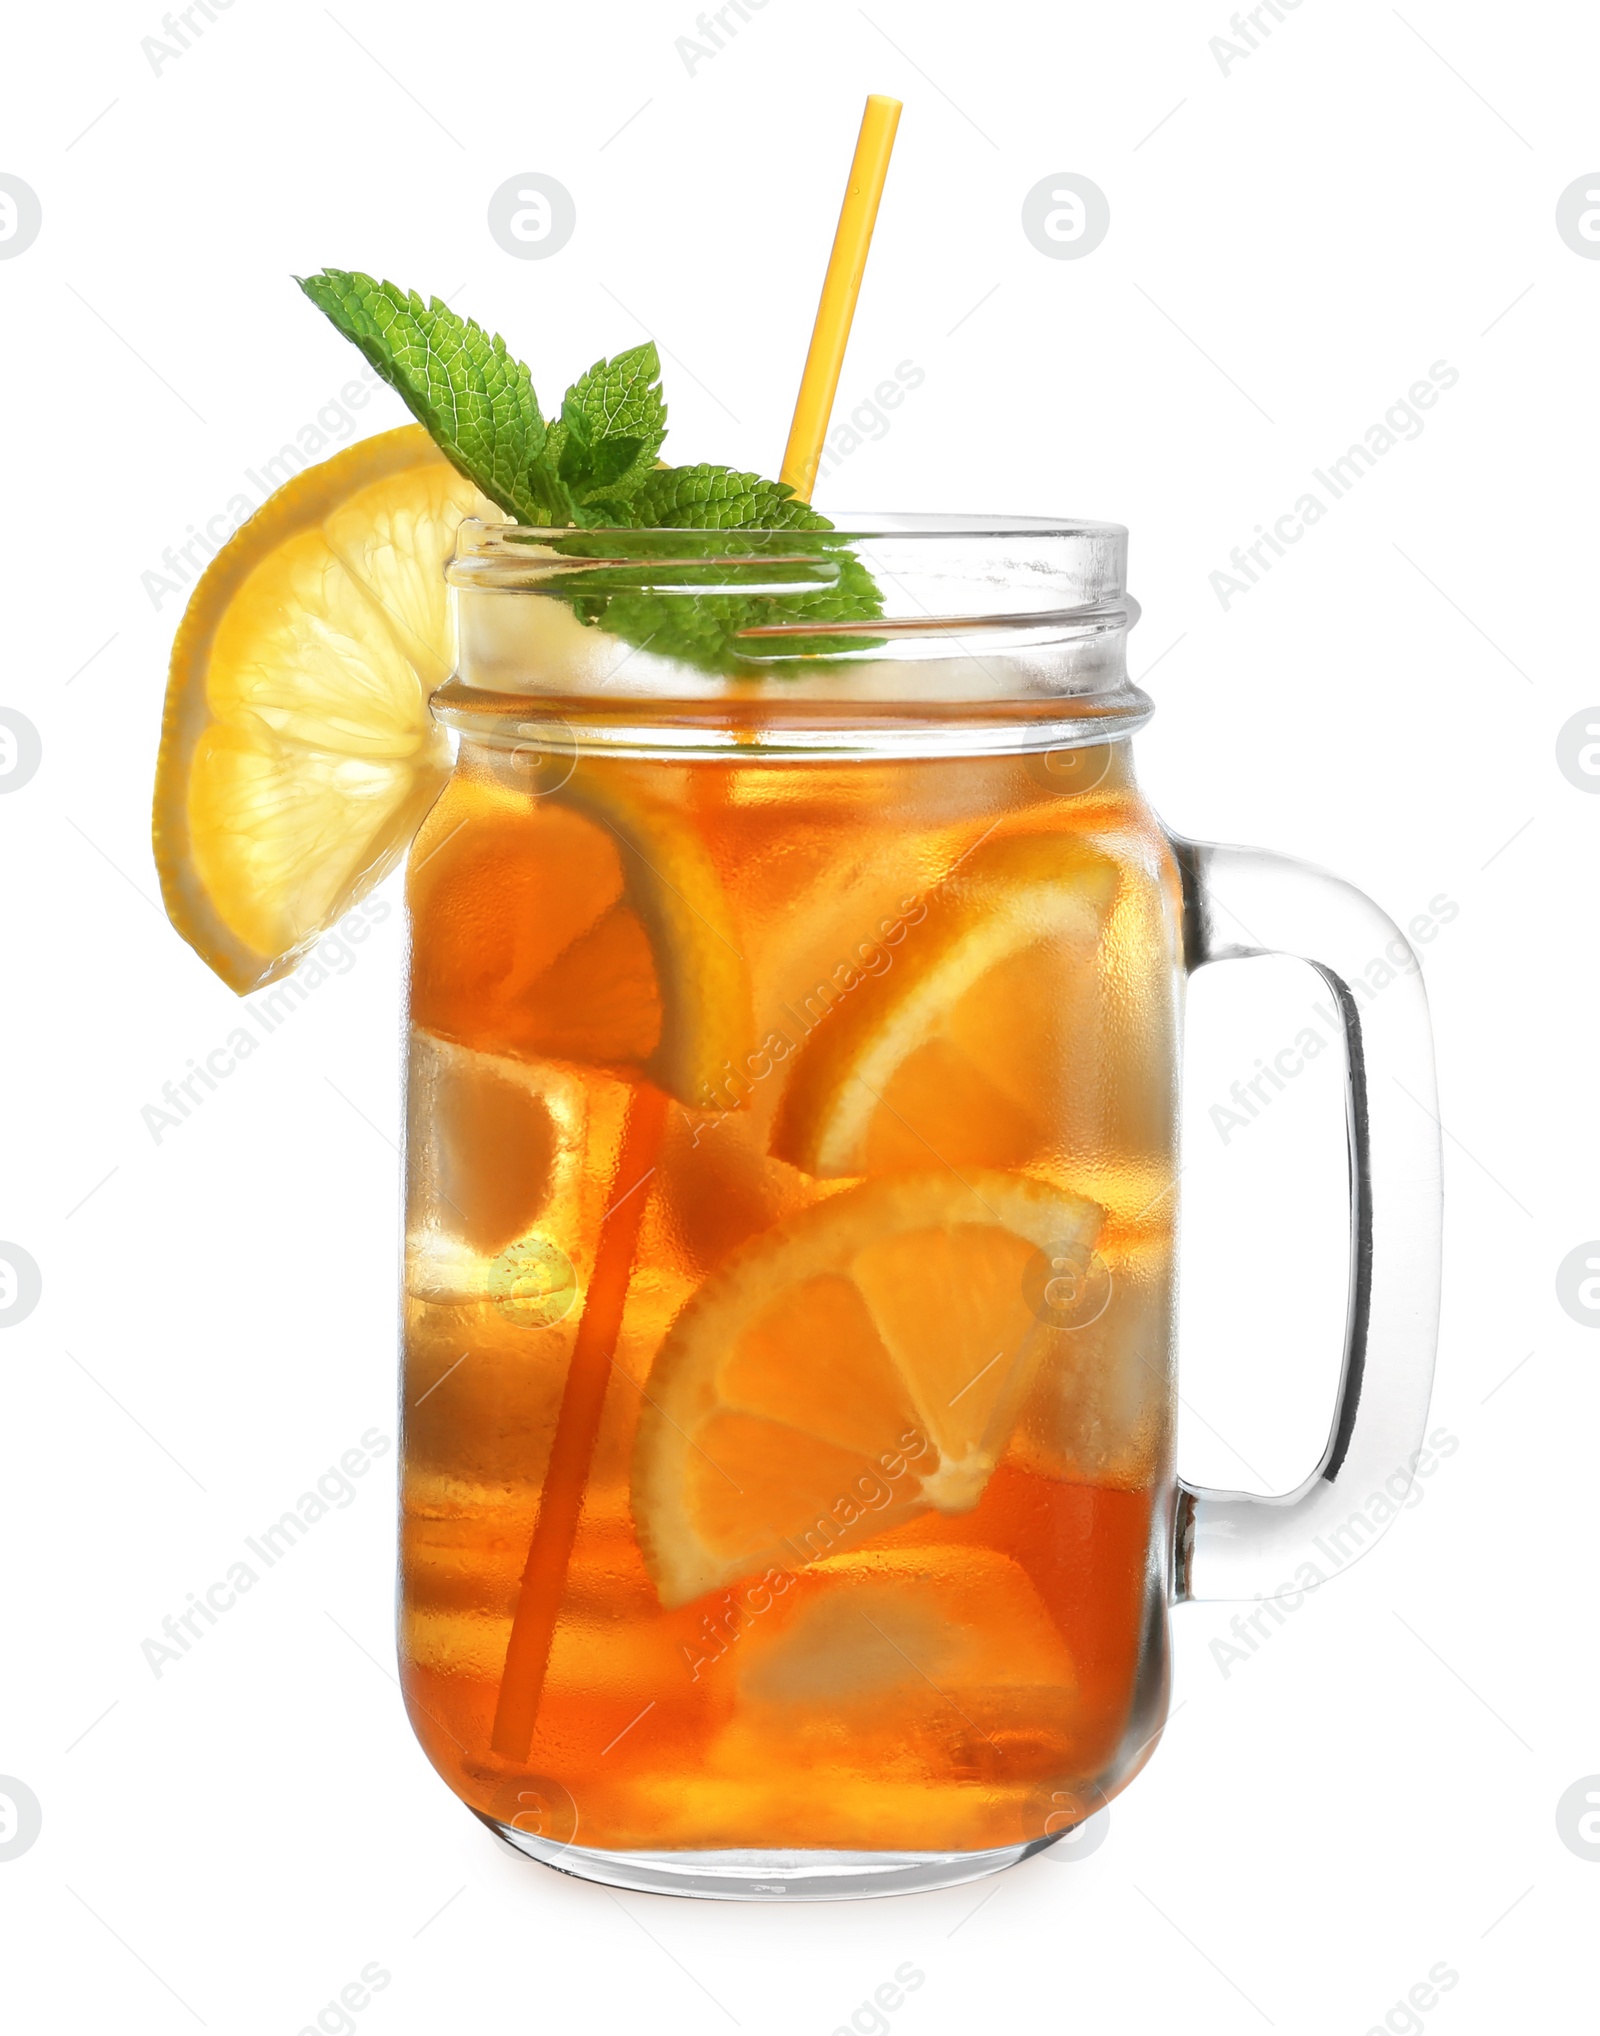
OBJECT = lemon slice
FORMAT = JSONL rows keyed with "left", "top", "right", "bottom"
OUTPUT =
{"left": 773, "top": 830, "right": 1120, "bottom": 1178}
{"left": 407, "top": 758, "right": 754, "bottom": 1109}
{"left": 153, "top": 425, "right": 485, "bottom": 991}
{"left": 631, "top": 1169, "right": 1102, "bottom": 1606}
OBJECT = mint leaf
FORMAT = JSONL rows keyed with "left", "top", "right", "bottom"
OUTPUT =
{"left": 557, "top": 426, "right": 646, "bottom": 494}
{"left": 627, "top": 463, "right": 831, "bottom": 532}
{"left": 571, "top": 497, "right": 635, "bottom": 527}
{"left": 544, "top": 343, "right": 666, "bottom": 509}
{"left": 560, "top": 343, "right": 667, "bottom": 451}
{"left": 544, "top": 520, "right": 885, "bottom": 675}
{"left": 296, "top": 268, "right": 556, "bottom": 522}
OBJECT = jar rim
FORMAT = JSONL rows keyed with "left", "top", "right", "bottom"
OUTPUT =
{"left": 448, "top": 513, "right": 1129, "bottom": 591}
{"left": 440, "top": 514, "right": 1147, "bottom": 756}
{"left": 453, "top": 511, "right": 1128, "bottom": 539}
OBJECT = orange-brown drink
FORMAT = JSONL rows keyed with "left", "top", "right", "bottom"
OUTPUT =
{"left": 396, "top": 516, "right": 1181, "bottom": 1896}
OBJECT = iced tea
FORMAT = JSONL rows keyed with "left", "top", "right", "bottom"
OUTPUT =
{"left": 400, "top": 730, "right": 1182, "bottom": 1862}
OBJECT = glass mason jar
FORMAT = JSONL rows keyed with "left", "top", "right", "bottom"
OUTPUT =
{"left": 398, "top": 516, "right": 1442, "bottom": 1900}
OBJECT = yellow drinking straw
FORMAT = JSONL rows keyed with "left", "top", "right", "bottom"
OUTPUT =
{"left": 489, "top": 96, "right": 903, "bottom": 1767}
{"left": 779, "top": 93, "right": 902, "bottom": 503}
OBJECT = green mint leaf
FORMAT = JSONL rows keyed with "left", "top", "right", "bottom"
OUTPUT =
{"left": 557, "top": 427, "right": 647, "bottom": 496}
{"left": 521, "top": 460, "right": 578, "bottom": 527}
{"left": 296, "top": 268, "right": 554, "bottom": 522}
{"left": 562, "top": 342, "right": 667, "bottom": 449}
{"left": 543, "top": 343, "right": 667, "bottom": 507}
{"left": 574, "top": 497, "right": 633, "bottom": 526}
{"left": 626, "top": 463, "right": 831, "bottom": 532}
{"left": 544, "top": 511, "right": 886, "bottom": 675}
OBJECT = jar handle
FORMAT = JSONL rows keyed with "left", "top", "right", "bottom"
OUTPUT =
{"left": 1169, "top": 838, "right": 1443, "bottom": 1602}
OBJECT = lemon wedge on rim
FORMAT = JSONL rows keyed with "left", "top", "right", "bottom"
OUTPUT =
{"left": 152, "top": 424, "right": 485, "bottom": 991}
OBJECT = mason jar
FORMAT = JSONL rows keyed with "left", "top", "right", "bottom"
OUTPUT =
{"left": 397, "top": 515, "right": 1441, "bottom": 1899}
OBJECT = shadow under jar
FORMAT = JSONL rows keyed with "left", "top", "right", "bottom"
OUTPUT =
{"left": 396, "top": 516, "right": 1441, "bottom": 1900}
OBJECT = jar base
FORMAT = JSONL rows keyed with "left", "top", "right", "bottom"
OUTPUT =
{"left": 483, "top": 1818, "right": 1062, "bottom": 1901}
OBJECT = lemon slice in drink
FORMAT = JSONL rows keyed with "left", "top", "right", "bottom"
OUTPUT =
{"left": 631, "top": 1170, "right": 1102, "bottom": 1606}
{"left": 406, "top": 759, "right": 754, "bottom": 1107}
{"left": 773, "top": 830, "right": 1120, "bottom": 1178}
{"left": 153, "top": 425, "right": 485, "bottom": 992}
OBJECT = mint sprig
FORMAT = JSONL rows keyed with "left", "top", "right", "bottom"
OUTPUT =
{"left": 297, "top": 268, "right": 821, "bottom": 537}
{"left": 297, "top": 269, "right": 884, "bottom": 672}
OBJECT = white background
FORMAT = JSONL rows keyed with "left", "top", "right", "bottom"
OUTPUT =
{"left": 2, "top": 0, "right": 1596, "bottom": 2029}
